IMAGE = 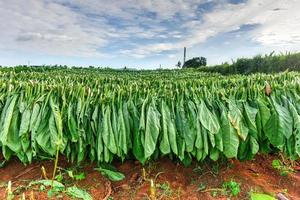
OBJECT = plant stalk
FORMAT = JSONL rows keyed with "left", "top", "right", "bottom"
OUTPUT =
{"left": 51, "top": 146, "right": 60, "bottom": 188}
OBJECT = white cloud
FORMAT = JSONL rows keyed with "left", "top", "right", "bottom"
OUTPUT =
{"left": 196, "top": 0, "right": 300, "bottom": 48}
{"left": 0, "top": 0, "right": 113, "bottom": 57}
{"left": 121, "top": 0, "right": 300, "bottom": 57}
{"left": 0, "top": 0, "right": 299, "bottom": 63}
{"left": 250, "top": 1, "right": 300, "bottom": 49}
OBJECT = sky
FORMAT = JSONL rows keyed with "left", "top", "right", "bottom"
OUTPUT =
{"left": 0, "top": 0, "right": 299, "bottom": 69}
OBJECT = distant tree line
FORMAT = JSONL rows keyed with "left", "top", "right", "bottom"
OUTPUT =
{"left": 182, "top": 57, "right": 207, "bottom": 68}
{"left": 176, "top": 57, "right": 207, "bottom": 69}
{"left": 3, "top": 52, "right": 300, "bottom": 74}
{"left": 198, "top": 52, "right": 300, "bottom": 74}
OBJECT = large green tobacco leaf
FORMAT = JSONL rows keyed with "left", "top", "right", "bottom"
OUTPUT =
{"left": 29, "top": 103, "right": 41, "bottom": 131}
{"left": 67, "top": 104, "right": 79, "bottom": 142}
{"left": 50, "top": 97, "right": 66, "bottom": 152}
{"left": 96, "top": 112, "right": 104, "bottom": 162}
{"left": 122, "top": 102, "right": 132, "bottom": 149}
{"left": 250, "top": 136, "right": 259, "bottom": 155}
{"left": 220, "top": 106, "right": 239, "bottom": 158}
{"left": 289, "top": 101, "right": 300, "bottom": 157}
{"left": 198, "top": 100, "right": 220, "bottom": 134}
{"left": 102, "top": 105, "right": 117, "bottom": 154}
{"left": 0, "top": 95, "right": 19, "bottom": 158}
{"left": 110, "top": 104, "right": 118, "bottom": 156}
{"left": 0, "top": 96, "right": 17, "bottom": 144}
{"left": 175, "top": 100, "right": 187, "bottom": 161}
{"left": 228, "top": 100, "right": 249, "bottom": 141}
{"left": 272, "top": 98, "right": 293, "bottom": 139}
{"left": 19, "top": 108, "right": 31, "bottom": 152}
{"left": 265, "top": 98, "right": 293, "bottom": 148}
{"left": 195, "top": 120, "right": 203, "bottom": 150}
{"left": 215, "top": 130, "right": 223, "bottom": 152}
{"left": 168, "top": 102, "right": 178, "bottom": 155}
{"left": 176, "top": 100, "right": 196, "bottom": 152}
{"left": 294, "top": 124, "right": 300, "bottom": 157}
{"left": 265, "top": 111, "right": 284, "bottom": 148}
{"left": 6, "top": 109, "right": 21, "bottom": 153}
{"left": 185, "top": 101, "right": 197, "bottom": 152}
{"left": 30, "top": 103, "right": 42, "bottom": 156}
{"left": 209, "top": 147, "right": 219, "bottom": 161}
{"left": 144, "top": 101, "right": 161, "bottom": 159}
{"left": 177, "top": 136, "right": 186, "bottom": 161}
{"left": 133, "top": 98, "right": 146, "bottom": 164}
{"left": 35, "top": 109, "right": 56, "bottom": 155}
{"left": 243, "top": 102, "right": 258, "bottom": 135}
{"left": 160, "top": 100, "right": 171, "bottom": 154}
{"left": 202, "top": 126, "right": 209, "bottom": 157}
{"left": 118, "top": 103, "right": 128, "bottom": 155}
{"left": 256, "top": 98, "right": 271, "bottom": 134}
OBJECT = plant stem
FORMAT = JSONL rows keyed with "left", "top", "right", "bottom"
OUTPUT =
{"left": 51, "top": 146, "right": 60, "bottom": 188}
{"left": 200, "top": 188, "right": 225, "bottom": 193}
{"left": 149, "top": 179, "right": 156, "bottom": 200}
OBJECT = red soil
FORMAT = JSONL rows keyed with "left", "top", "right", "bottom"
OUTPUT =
{"left": 0, "top": 154, "right": 299, "bottom": 200}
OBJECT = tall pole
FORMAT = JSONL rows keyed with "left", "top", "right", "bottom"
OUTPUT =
{"left": 183, "top": 47, "right": 186, "bottom": 66}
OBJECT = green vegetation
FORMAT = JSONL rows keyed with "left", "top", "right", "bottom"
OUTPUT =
{"left": 0, "top": 67, "right": 299, "bottom": 167}
{"left": 156, "top": 182, "right": 173, "bottom": 197}
{"left": 95, "top": 164, "right": 125, "bottom": 181}
{"left": 66, "top": 186, "right": 92, "bottom": 200}
{"left": 4, "top": 166, "right": 93, "bottom": 199}
{"left": 250, "top": 192, "right": 276, "bottom": 200}
{"left": 183, "top": 57, "right": 207, "bottom": 68}
{"left": 222, "top": 180, "right": 241, "bottom": 197}
{"left": 198, "top": 180, "right": 241, "bottom": 197}
{"left": 200, "top": 52, "right": 300, "bottom": 74}
{"left": 272, "top": 159, "right": 294, "bottom": 176}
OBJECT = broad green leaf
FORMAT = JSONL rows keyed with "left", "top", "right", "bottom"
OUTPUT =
{"left": 228, "top": 100, "right": 249, "bottom": 141}
{"left": 66, "top": 186, "right": 92, "bottom": 200}
{"left": 49, "top": 97, "right": 65, "bottom": 151}
{"left": 118, "top": 103, "right": 128, "bottom": 155}
{"left": 289, "top": 101, "right": 300, "bottom": 156}
{"left": 0, "top": 95, "right": 18, "bottom": 148}
{"left": 160, "top": 100, "right": 171, "bottom": 154}
{"left": 168, "top": 103, "right": 178, "bottom": 155}
{"left": 221, "top": 108, "right": 239, "bottom": 158}
{"left": 29, "top": 180, "right": 65, "bottom": 190}
{"left": 129, "top": 100, "right": 145, "bottom": 164}
{"left": 185, "top": 100, "right": 197, "bottom": 152}
{"left": 144, "top": 102, "right": 160, "bottom": 159}
{"left": 250, "top": 136, "right": 259, "bottom": 155}
{"left": 250, "top": 193, "right": 275, "bottom": 200}
{"left": 265, "top": 112, "right": 284, "bottom": 148}
{"left": 95, "top": 165, "right": 125, "bottom": 181}
{"left": 19, "top": 108, "right": 31, "bottom": 137}
{"left": 67, "top": 104, "right": 79, "bottom": 142}
{"left": 265, "top": 97, "right": 292, "bottom": 149}
{"left": 198, "top": 100, "right": 220, "bottom": 134}
{"left": 272, "top": 98, "right": 293, "bottom": 139}
{"left": 102, "top": 105, "right": 117, "bottom": 154}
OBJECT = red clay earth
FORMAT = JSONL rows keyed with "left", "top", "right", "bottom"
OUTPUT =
{"left": 0, "top": 154, "right": 299, "bottom": 200}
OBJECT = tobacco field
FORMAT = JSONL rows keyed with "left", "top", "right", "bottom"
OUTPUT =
{"left": 0, "top": 67, "right": 299, "bottom": 166}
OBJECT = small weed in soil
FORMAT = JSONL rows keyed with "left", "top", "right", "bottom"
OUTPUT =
{"left": 272, "top": 159, "right": 294, "bottom": 176}
{"left": 222, "top": 180, "right": 241, "bottom": 197}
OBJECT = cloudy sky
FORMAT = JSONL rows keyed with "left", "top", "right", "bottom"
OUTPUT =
{"left": 0, "top": 0, "right": 299, "bottom": 69}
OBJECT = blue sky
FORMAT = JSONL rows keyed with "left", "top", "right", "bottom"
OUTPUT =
{"left": 0, "top": 0, "right": 299, "bottom": 69}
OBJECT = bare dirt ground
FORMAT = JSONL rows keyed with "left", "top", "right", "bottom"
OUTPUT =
{"left": 0, "top": 154, "right": 299, "bottom": 200}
